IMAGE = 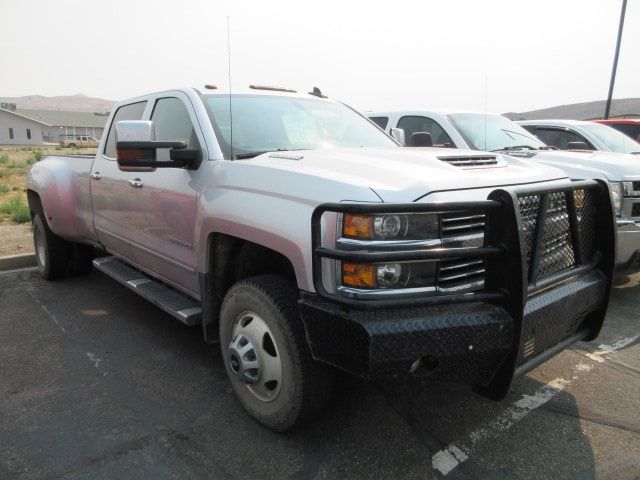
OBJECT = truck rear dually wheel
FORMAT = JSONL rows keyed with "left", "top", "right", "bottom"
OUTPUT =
{"left": 220, "top": 275, "right": 333, "bottom": 431}
{"left": 32, "top": 213, "right": 93, "bottom": 280}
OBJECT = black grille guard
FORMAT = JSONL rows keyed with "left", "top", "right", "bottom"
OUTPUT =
{"left": 310, "top": 179, "right": 615, "bottom": 396}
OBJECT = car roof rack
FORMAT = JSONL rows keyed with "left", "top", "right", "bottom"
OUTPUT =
{"left": 249, "top": 85, "right": 297, "bottom": 93}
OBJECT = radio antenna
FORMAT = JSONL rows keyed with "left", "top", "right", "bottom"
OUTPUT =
{"left": 483, "top": 73, "right": 488, "bottom": 150}
{"left": 227, "top": 16, "right": 234, "bottom": 160}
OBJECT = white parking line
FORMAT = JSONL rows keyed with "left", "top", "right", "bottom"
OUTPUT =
{"left": 430, "top": 336, "right": 637, "bottom": 476}
{"left": 86, "top": 352, "right": 102, "bottom": 368}
{"left": 581, "top": 335, "right": 639, "bottom": 363}
{"left": 24, "top": 285, "right": 67, "bottom": 334}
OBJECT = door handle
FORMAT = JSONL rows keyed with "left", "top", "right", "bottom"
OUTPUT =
{"left": 128, "top": 178, "right": 143, "bottom": 188}
{"left": 90, "top": 172, "right": 101, "bottom": 180}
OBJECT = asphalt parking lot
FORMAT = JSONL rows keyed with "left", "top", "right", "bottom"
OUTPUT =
{"left": 1, "top": 267, "right": 639, "bottom": 480}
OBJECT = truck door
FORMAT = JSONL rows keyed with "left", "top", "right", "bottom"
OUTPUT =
{"left": 396, "top": 115, "right": 456, "bottom": 148}
{"left": 125, "top": 94, "right": 201, "bottom": 296}
{"left": 90, "top": 101, "right": 147, "bottom": 262}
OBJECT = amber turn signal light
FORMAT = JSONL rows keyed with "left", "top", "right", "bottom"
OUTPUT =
{"left": 342, "top": 263, "right": 376, "bottom": 288}
{"left": 343, "top": 214, "right": 372, "bottom": 239}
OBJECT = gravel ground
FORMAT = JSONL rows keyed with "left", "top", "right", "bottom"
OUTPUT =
{"left": 0, "top": 224, "right": 33, "bottom": 257}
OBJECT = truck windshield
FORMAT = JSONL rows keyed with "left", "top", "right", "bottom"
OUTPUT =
{"left": 448, "top": 113, "right": 545, "bottom": 151}
{"left": 203, "top": 94, "right": 396, "bottom": 159}
{"left": 580, "top": 123, "right": 640, "bottom": 154}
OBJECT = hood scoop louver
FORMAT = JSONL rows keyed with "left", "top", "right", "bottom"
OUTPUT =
{"left": 438, "top": 155, "right": 499, "bottom": 168}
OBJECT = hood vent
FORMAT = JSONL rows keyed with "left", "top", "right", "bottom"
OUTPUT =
{"left": 438, "top": 155, "right": 499, "bottom": 168}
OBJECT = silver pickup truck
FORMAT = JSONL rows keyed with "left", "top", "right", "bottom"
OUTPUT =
{"left": 27, "top": 87, "right": 615, "bottom": 431}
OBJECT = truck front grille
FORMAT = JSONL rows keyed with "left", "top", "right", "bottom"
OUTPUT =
{"left": 441, "top": 212, "right": 486, "bottom": 238}
{"left": 437, "top": 258, "right": 485, "bottom": 292}
{"left": 438, "top": 212, "right": 486, "bottom": 291}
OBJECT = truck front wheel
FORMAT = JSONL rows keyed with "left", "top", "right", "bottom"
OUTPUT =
{"left": 219, "top": 275, "right": 333, "bottom": 431}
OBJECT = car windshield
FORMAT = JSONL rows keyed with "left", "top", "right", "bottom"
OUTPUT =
{"left": 203, "top": 94, "right": 396, "bottom": 159}
{"left": 581, "top": 123, "right": 640, "bottom": 154}
{"left": 448, "top": 113, "right": 545, "bottom": 151}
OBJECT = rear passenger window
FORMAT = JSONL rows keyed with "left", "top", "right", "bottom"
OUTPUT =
{"left": 151, "top": 97, "right": 200, "bottom": 162}
{"left": 397, "top": 116, "right": 454, "bottom": 147}
{"left": 103, "top": 101, "right": 148, "bottom": 158}
{"left": 369, "top": 116, "right": 389, "bottom": 129}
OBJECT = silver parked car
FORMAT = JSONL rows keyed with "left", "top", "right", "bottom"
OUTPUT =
{"left": 517, "top": 119, "right": 640, "bottom": 155}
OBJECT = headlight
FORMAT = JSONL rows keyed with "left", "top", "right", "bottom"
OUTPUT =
{"left": 342, "top": 213, "right": 438, "bottom": 240}
{"left": 608, "top": 182, "right": 622, "bottom": 217}
{"left": 341, "top": 261, "right": 437, "bottom": 289}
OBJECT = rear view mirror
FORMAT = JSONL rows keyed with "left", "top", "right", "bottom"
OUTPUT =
{"left": 115, "top": 120, "right": 200, "bottom": 170}
{"left": 565, "top": 141, "right": 590, "bottom": 150}
{"left": 410, "top": 132, "right": 433, "bottom": 147}
{"left": 390, "top": 128, "right": 405, "bottom": 146}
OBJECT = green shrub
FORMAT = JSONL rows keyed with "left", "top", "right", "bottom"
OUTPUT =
{"left": 0, "top": 195, "right": 30, "bottom": 223}
{"left": 0, "top": 155, "right": 8, "bottom": 164}
{"left": 0, "top": 184, "right": 10, "bottom": 194}
{"left": 0, "top": 169, "right": 9, "bottom": 179}
{"left": 27, "top": 151, "right": 42, "bottom": 165}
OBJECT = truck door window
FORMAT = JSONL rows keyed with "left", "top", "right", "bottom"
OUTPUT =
{"left": 369, "top": 116, "right": 388, "bottom": 129}
{"left": 397, "top": 116, "right": 454, "bottom": 147}
{"left": 103, "top": 101, "right": 147, "bottom": 158}
{"left": 528, "top": 127, "right": 592, "bottom": 150}
{"left": 151, "top": 97, "right": 200, "bottom": 162}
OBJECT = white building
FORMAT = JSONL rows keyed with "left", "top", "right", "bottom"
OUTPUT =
{"left": 0, "top": 105, "right": 109, "bottom": 145}
{"left": 0, "top": 108, "right": 49, "bottom": 145}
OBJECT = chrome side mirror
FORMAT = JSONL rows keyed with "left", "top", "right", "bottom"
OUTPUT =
{"left": 115, "top": 120, "right": 155, "bottom": 143}
{"left": 390, "top": 127, "right": 405, "bottom": 146}
{"left": 115, "top": 120, "right": 199, "bottom": 170}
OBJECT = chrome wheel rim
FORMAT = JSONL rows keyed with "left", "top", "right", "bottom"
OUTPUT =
{"left": 229, "top": 311, "right": 283, "bottom": 402}
{"left": 34, "top": 222, "right": 45, "bottom": 268}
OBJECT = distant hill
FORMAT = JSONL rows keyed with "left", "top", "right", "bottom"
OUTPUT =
{"left": 0, "top": 94, "right": 116, "bottom": 113}
{"left": 504, "top": 97, "right": 640, "bottom": 121}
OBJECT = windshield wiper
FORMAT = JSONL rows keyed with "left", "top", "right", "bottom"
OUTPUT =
{"left": 234, "top": 148, "right": 289, "bottom": 160}
{"left": 490, "top": 145, "right": 537, "bottom": 152}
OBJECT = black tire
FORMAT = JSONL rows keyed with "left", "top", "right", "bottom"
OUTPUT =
{"left": 220, "top": 275, "right": 333, "bottom": 431}
{"left": 32, "top": 213, "right": 94, "bottom": 279}
{"left": 71, "top": 243, "right": 94, "bottom": 275}
{"left": 32, "top": 213, "right": 71, "bottom": 280}
{"left": 68, "top": 143, "right": 76, "bottom": 149}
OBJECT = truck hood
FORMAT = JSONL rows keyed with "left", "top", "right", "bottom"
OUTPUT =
{"left": 241, "top": 147, "right": 567, "bottom": 202}
{"left": 506, "top": 149, "right": 640, "bottom": 182}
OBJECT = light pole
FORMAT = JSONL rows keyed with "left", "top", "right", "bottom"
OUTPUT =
{"left": 604, "top": 0, "right": 627, "bottom": 119}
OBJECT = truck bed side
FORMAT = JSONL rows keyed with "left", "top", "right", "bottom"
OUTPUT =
{"left": 27, "top": 154, "right": 99, "bottom": 245}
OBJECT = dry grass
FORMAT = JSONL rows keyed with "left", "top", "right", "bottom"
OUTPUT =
{"left": 0, "top": 146, "right": 97, "bottom": 224}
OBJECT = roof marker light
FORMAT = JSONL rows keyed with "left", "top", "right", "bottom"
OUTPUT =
{"left": 249, "top": 85, "right": 297, "bottom": 93}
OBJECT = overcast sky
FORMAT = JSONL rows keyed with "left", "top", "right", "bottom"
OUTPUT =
{"left": 2, "top": 0, "right": 638, "bottom": 113}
